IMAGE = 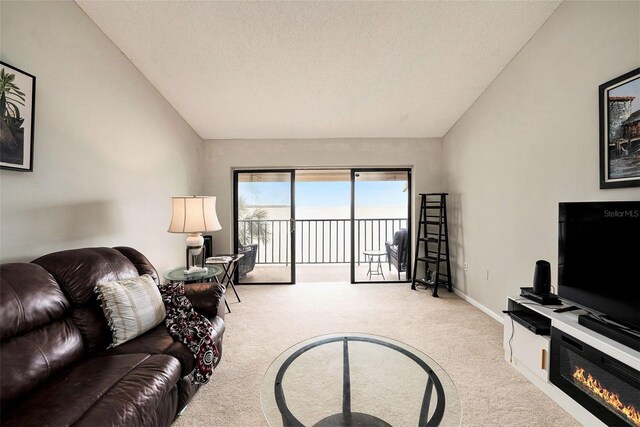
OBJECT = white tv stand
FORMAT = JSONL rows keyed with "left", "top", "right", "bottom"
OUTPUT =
{"left": 503, "top": 296, "right": 640, "bottom": 426}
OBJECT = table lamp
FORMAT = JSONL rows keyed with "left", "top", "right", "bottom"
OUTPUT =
{"left": 168, "top": 196, "right": 222, "bottom": 274}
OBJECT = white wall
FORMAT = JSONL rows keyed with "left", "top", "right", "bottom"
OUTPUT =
{"left": 443, "top": 1, "right": 640, "bottom": 317}
{"left": 203, "top": 138, "right": 443, "bottom": 253}
{"left": 0, "top": 1, "right": 203, "bottom": 273}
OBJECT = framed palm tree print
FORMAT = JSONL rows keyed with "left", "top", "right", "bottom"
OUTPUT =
{"left": 1, "top": 61, "right": 36, "bottom": 172}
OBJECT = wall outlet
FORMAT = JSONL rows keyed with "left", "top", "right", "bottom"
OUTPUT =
{"left": 463, "top": 262, "right": 468, "bottom": 271}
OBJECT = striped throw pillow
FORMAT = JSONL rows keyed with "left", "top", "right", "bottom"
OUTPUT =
{"left": 95, "top": 274, "right": 166, "bottom": 348}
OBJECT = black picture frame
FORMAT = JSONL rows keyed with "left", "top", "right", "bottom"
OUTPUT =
{"left": 599, "top": 68, "right": 640, "bottom": 189}
{"left": 1, "top": 61, "right": 36, "bottom": 172}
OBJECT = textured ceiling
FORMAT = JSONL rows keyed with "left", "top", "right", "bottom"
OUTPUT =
{"left": 77, "top": 1, "right": 561, "bottom": 139}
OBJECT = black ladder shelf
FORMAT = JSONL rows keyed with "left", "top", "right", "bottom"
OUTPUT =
{"left": 411, "top": 193, "right": 453, "bottom": 297}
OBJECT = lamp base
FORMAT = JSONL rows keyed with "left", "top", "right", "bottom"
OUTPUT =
{"left": 186, "top": 233, "right": 204, "bottom": 248}
{"left": 185, "top": 233, "right": 205, "bottom": 273}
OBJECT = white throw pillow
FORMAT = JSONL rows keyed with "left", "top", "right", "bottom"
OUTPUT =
{"left": 95, "top": 274, "right": 166, "bottom": 347}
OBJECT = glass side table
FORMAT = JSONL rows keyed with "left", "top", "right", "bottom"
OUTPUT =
{"left": 163, "top": 265, "right": 223, "bottom": 283}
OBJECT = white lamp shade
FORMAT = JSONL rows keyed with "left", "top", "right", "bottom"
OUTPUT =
{"left": 168, "top": 196, "right": 222, "bottom": 233}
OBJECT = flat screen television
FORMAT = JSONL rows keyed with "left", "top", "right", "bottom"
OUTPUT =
{"left": 558, "top": 201, "right": 640, "bottom": 332}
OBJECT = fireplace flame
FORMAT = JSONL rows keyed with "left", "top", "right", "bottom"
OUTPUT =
{"left": 572, "top": 366, "right": 640, "bottom": 426}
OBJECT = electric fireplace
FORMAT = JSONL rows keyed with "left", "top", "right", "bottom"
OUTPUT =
{"left": 550, "top": 328, "right": 640, "bottom": 426}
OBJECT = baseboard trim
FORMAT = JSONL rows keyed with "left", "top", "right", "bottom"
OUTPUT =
{"left": 453, "top": 288, "right": 503, "bottom": 324}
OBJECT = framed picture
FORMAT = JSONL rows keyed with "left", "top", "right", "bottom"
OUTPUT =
{"left": 1, "top": 61, "right": 36, "bottom": 172}
{"left": 599, "top": 68, "right": 640, "bottom": 189}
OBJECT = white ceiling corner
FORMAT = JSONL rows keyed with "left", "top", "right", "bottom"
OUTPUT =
{"left": 76, "top": 0, "right": 561, "bottom": 140}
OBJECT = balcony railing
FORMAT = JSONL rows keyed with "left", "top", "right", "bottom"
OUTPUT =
{"left": 238, "top": 218, "right": 407, "bottom": 265}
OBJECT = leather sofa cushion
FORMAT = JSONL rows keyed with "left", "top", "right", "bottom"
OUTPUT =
{"left": 1, "top": 354, "right": 181, "bottom": 427}
{"left": 114, "top": 246, "right": 161, "bottom": 285}
{"left": 32, "top": 248, "right": 143, "bottom": 353}
{"left": 0, "top": 263, "right": 70, "bottom": 339}
{"left": 0, "top": 263, "right": 85, "bottom": 411}
{"left": 101, "top": 316, "right": 225, "bottom": 377}
{"left": 0, "top": 317, "right": 84, "bottom": 410}
{"left": 32, "top": 248, "right": 140, "bottom": 306}
{"left": 71, "top": 307, "right": 113, "bottom": 353}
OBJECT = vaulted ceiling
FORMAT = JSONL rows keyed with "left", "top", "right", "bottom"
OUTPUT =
{"left": 77, "top": 1, "right": 561, "bottom": 140}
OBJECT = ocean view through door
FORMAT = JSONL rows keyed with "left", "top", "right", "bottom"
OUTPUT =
{"left": 352, "top": 169, "right": 411, "bottom": 283}
{"left": 234, "top": 168, "right": 411, "bottom": 284}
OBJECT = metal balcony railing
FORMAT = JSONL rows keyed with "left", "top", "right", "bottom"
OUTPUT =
{"left": 238, "top": 218, "right": 407, "bottom": 265}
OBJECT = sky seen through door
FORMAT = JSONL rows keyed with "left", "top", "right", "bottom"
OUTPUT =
{"left": 239, "top": 181, "right": 407, "bottom": 207}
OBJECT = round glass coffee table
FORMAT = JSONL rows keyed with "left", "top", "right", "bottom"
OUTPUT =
{"left": 261, "top": 333, "right": 461, "bottom": 427}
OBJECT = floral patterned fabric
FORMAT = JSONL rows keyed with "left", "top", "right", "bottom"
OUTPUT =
{"left": 160, "top": 281, "right": 219, "bottom": 384}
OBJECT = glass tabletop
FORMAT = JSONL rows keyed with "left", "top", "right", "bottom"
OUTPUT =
{"left": 362, "top": 249, "right": 386, "bottom": 257}
{"left": 162, "top": 265, "right": 223, "bottom": 282}
{"left": 261, "top": 333, "right": 461, "bottom": 427}
{"left": 205, "top": 253, "right": 245, "bottom": 265}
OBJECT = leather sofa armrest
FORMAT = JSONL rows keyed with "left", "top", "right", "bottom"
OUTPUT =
{"left": 183, "top": 282, "right": 226, "bottom": 319}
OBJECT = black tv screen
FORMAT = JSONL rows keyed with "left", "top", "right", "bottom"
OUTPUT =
{"left": 558, "top": 201, "right": 640, "bottom": 330}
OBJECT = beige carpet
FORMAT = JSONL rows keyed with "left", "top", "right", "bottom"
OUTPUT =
{"left": 173, "top": 283, "right": 579, "bottom": 427}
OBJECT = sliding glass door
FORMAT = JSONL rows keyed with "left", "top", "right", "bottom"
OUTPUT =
{"left": 351, "top": 169, "right": 411, "bottom": 283}
{"left": 234, "top": 170, "right": 295, "bottom": 284}
{"left": 233, "top": 168, "right": 410, "bottom": 285}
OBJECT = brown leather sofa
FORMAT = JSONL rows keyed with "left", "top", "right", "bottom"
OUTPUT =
{"left": 0, "top": 247, "right": 225, "bottom": 426}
